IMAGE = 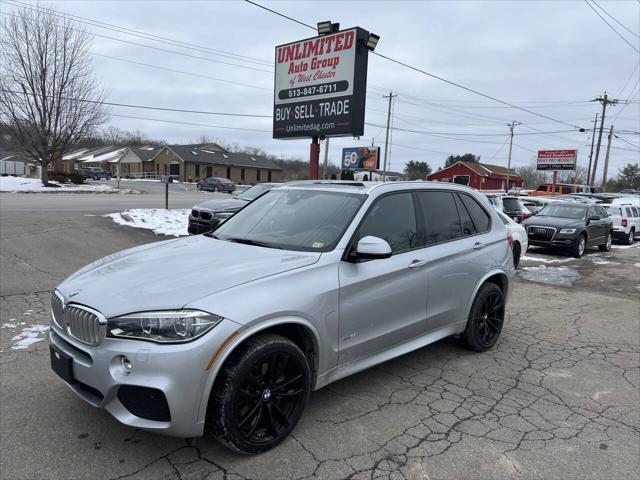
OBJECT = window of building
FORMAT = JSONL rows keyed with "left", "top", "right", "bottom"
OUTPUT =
{"left": 257, "top": 169, "right": 261, "bottom": 181}
{"left": 459, "top": 193, "right": 491, "bottom": 233}
{"left": 195, "top": 164, "right": 200, "bottom": 177}
{"left": 357, "top": 193, "right": 418, "bottom": 254}
{"left": 268, "top": 170, "right": 272, "bottom": 182}
{"left": 164, "top": 164, "right": 168, "bottom": 175}
{"left": 226, "top": 167, "right": 231, "bottom": 179}
{"left": 241, "top": 168, "right": 245, "bottom": 181}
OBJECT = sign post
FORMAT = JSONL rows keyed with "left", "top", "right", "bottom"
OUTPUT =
{"left": 536, "top": 149, "right": 577, "bottom": 194}
{"left": 273, "top": 26, "right": 375, "bottom": 179}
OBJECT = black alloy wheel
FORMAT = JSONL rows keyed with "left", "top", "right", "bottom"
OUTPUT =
{"left": 463, "top": 283, "right": 505, "bottom": 352}
{"left": 208, "top": 334, "right": 311, "bottom": 454}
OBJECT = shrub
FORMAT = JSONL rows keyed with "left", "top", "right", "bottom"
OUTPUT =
{"left": 48, "top": 171, "right": 70, "bottom": 183}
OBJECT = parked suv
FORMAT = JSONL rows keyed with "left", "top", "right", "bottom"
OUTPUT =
{"left": 189, "top": 183, "right": 282, "bottom": 234}
{"left": 196, "top": 177, "right": 236, "bottom": 193}
{"left": 603, "top": 204, "right": 639, "bottom": 245}
{"left": 486, "top": 194, "right": 532, "bottom": 223}
{"left": 522, "top": 202, "right": 613, "bottom": 257}
{"left": 77, "top": 167, "right": 112, "bottom": 180}
{"left": 49, "top": 181, "right": 514, "bottom": 453}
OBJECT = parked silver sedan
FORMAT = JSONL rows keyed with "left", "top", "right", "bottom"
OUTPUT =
{"left": 49, "top": 181, "right": 514, "bottom": 453}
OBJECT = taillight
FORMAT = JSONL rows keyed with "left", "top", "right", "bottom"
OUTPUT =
{"left": 507, "top": 232, "right": 514, "bottom": 249}
{"left": 523, "top": 211, "right": 532, "bottom": 220}
{"left": 622, "top": 219, "right": 628, "bottom": 227}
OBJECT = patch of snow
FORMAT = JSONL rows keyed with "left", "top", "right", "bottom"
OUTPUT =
{"left": 521, "top": 255, "right": 573, "bottom": 264}
{"left": 106, "top": 209, "right": 189, "bottom": 237}
{"left": 519, "top": 265, "right": 581, "bottom": 286}
{"left": 1, "top": 176, "right": 115, "bottom": 193}
{"left": 634, "top": 263, "right": 640, "bottom": 268}
{"left": 11, "top": 324, "right": 49, "bottom": 350}
{"left": 1, "top": 323, "right": 17, "bottom": 328}
{"left": 612, "top": 243, "right": 640, "bottom": 249}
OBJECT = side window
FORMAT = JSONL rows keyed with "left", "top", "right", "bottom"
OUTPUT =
{"left": 633, "top": 207, "right": 639, "bottom": 217}
{"left": 597, "top": 206, "right": 608, "bottom": 217}
{"left": 416, "top": 191, "right": 462, "bottom": 245}
{"left": 357, "top": 193, "right": 418, "bottom": 254}
{"left": 626, "top": 207, "right": 633, "bottom": 217}
{"left": 589, "top": 207, "right": 599, "bottom": 219}
{"left": 454, "top": 194, "right": 477, "bottom": 236}
{"left": 459, "top": 194, "right": 491, "bottom": 233}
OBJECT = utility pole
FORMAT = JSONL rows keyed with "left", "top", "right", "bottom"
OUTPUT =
{"left": 322, "top": 137, "right": 330, "bottom": 179}
{"left": 590, "top": 92, "right": 620, "bottom": 186}
{"left": 586, "top": 113, "right": 598, "bottom": 184}
{"left": 382, "top": 91, "right": 397, "bottom": 182}
{"left": 602, "top": 125, "right": 614, "bottom": 191}
{"left": 505, "top": 121, "right": 521, "bottom": 192}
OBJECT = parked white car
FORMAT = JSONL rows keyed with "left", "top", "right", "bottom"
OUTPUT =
{"left": 603, "top": 203, "right": 640, "bottom": 245}
{"left": 495, "top": 210, "right": 528, "bottom": 268}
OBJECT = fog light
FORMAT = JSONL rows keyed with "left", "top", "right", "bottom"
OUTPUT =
{"left": 121, "top": 356, "right": 132, "bottom": 372}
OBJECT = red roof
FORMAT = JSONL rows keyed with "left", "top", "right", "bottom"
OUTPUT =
{"left": 433, "top": 161, "right": 522, "bottom": 179}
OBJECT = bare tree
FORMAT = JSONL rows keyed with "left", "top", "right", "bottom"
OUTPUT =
{"left": 0, "top": 5, "right": 106, "bottom": 185}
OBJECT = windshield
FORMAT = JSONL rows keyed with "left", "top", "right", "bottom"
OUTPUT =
{"left": 239, "top": 184, "right": 274, "bottom": 201}
{"left": 502, "top": 198, "right": 521, "bottom": 210}
{"left": 537, "top": 204, "right": 587, "bottom": 219}
{"left": 214, "top": 189, "right": 365, "bottom": 252}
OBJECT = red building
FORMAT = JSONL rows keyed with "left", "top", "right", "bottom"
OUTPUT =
{"left": 427, "top": 161, "right": 523, "bottom": 191}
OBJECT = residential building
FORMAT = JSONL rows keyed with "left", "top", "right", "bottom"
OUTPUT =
{"left": 427, "top": 161, "right": 523, "bottom": 190}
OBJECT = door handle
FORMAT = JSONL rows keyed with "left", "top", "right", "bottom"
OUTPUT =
{"left": 408, "top": 259, "right": 428, "bottom": 269}
{"left": 473, "top": 242, "right": 485, "bottom": 250}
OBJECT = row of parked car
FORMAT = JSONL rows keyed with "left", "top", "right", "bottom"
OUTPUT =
{"left": 487, "top": 191, "right": 639, "bottom": 262}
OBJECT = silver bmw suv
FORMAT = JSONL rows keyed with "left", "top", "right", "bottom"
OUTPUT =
{"left": 49, "top": 181, "right": 514, "bottom": 453}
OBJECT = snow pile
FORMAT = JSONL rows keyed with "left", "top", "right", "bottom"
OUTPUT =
{"left": 107, "top": 209, "right": 190, "bottom": 237}
{"left": 0, "top": 176, "right": 114, "bottom": 193}
{"left": 10, "top": 324, "right": 49, "bottom": 350}
{"left": 519, "top": 265, "right": 581, "bottom": 286}
{"left": 521, "top": 254, "right": 573, "bottom": 264}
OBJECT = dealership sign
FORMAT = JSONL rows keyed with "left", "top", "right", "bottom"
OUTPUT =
{"left": 273, "top": 27, "right": 370, "bottom": 139}
{"left": 537, "top": 149, "right": 577, "bottom": 171}
{"left": 342, "top": 146, "right": 380, "bottom": 170}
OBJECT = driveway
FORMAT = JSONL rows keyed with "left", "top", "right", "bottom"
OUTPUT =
{"left": 1, "top": 207, "right": 638, "bottom": 480}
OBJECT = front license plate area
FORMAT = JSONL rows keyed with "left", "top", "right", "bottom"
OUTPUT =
{"left": 50, "top": 346, "right": 77, "bottom": 384}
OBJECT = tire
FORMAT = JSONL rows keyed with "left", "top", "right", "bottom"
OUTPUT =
{"left": 599, "top": 231, "right": 613, "bottom": 252}
{"left": 197, "top": 184, "right": 202, "bottom": 190}
{"left": 214, "top": 186, "right": 219, "bottom": 193}
{"left": 107, "top": 175, "right": 112, "bottom": 180}
{"left": 207, "top": 333, "right": 311, "bottom": 454}
{"left": 624, "top": 228, "right": 634, "bottom": 245}
{"left": 512, "top": 241, "right": 521, "bottom": 269}
{"left": 572, "top": 234, "right": 586, "bottom": 258}
{"left": 462, "top": 283, "right": 505, "bottom": 352}
{"left": 93, "top": 175, "right": 98, "bottom": 181}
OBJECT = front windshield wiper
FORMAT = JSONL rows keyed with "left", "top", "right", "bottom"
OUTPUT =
{"left": 225, "top": 237, "right": 282, "bottom": 249}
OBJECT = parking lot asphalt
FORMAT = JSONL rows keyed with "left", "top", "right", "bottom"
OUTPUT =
{"left": 1, "top": 198, "right": 639, "bottom": 480}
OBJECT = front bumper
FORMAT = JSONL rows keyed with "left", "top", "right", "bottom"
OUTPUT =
{"left": 528, "top": 235, "right": 578, "bottom": 248}
{"left": 188, "top": 215, "right": 220, "bottom": 235}
{"left": 48, "top": 318, "right": 239, "bottom": 438}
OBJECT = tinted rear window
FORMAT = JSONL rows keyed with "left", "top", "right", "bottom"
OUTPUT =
{"left": 502, "top": 198, "right": 521, "bottom": 211}
{"left": 460, "top": 194, "right": 491, "bottom": 233}
{"left": 416, "top": 191, "right": 462, "bottom": 244}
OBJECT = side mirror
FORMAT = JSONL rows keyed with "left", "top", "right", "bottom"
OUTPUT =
{"left": 356, "top": 236, "right": 392, "bottom": 259}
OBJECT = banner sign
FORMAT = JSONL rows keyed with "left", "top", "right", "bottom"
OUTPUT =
{"left": 342, "top": 146, "right": 380, "bottom": 170}
{"left": 537, "top": 149, "right": 577, "bottom": 171}
{"left": 273, "top": 27, "right": 370, "bottom": 139}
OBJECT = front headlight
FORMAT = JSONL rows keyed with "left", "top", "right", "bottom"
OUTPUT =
{"left": 559, "top": 228, "right": 576, "bottom": 234}
{"left": 214, "top": 211, "right": 234, "bottom": 220}
{"left": 107, "top": 310, "right": 222, "bottom": 343}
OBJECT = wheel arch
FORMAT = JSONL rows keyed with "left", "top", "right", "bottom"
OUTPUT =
{"left": 196, "top": 317, "right": 321, "bottom": 425}
{"left": 464, "top": 269, "right": 511, "bottom": 327}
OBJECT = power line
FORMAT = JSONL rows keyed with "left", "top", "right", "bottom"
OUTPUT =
{"left": 592, "top": 0, "right": 640, "bottom": 39}
{"left": 90, "top": 53, "right": 271, "bottom": 91}
{"left": 5, "top": 0, "right": 272, "bottom": 67}
{"left": 0, "top": 9, "right": 274, "bottom": 74}
{"left": 584, "top": 0, "right": 640, "bottom": 53}
{"left": 110, "top": 114, "right": 270, "bottom": 133}
{"left": 242, "top": 0, "right": 587, "bottom": 130}
{"left": 2, "top": 89, "right": 272, "bottom": 118}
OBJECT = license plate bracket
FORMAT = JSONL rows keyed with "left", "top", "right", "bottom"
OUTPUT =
{"left": 50, "top": 345, "right": 77, "bottom": 384}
